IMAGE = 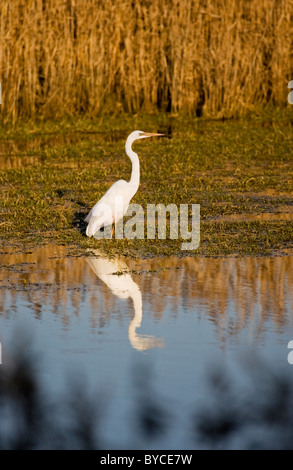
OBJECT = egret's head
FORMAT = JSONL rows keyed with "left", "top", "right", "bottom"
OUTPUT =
{"left": 127, "top": 130, "right": 164, "bottom": 143}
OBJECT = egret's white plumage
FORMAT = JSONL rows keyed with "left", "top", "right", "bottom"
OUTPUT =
{"left": 86, "top": 249, "right": 164, "bottom": 351}
{"left": 85, "top": 130, "right": 163, "bottom": 237}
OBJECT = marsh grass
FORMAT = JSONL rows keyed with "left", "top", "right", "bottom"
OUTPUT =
{"left": 0, "top": 114, "right": 292, "bottom": 257}
{"left": 0, "top": 0, "right": 292, "bottom": 121}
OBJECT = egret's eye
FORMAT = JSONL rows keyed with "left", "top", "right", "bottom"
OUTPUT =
{"left": 138, "top": 132, "right": 145, "bottom": 137}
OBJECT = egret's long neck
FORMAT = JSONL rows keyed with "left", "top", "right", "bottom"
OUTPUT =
{"left": 126, "top": 139, "right": 140, "bottom": 193}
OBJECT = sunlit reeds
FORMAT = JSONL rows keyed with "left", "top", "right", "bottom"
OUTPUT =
{"left": 0, "top": 0, "right": 292, "bottom": 121}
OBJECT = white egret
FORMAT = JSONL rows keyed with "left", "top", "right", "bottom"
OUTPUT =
{"left": 86, "top": 249, "right": 164, "bottom": 351}
{"left": 85, "top": 130, "right": 164, "bottom": 237}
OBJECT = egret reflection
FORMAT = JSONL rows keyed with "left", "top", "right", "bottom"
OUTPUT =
{"left": 86, "top": 250, "right": 164, "bottom": 351}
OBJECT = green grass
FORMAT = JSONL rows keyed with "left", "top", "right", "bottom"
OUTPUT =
{"left": 0, "top": 112, "right": 292, "bottom": 258}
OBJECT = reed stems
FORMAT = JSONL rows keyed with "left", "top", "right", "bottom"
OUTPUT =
{"left": 0, "top": 0, "right": 292, "bottom": 120}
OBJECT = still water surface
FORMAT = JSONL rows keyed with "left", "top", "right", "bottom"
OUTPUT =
{"left": 0, "top": 245, "right": 292, "bottom": 448}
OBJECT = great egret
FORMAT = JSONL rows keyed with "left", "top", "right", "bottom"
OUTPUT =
{"left": 86, "top": 249, "right": 164, "bottom": 351}
{"left": 85, "top": 130, "right": 164, "bottom": 237}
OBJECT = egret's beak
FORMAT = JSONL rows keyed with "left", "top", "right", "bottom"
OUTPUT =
{"left": 143, "top": 132, "right": 164, "bottom": 137}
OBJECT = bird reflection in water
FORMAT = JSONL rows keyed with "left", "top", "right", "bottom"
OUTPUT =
{"left": 86, "top": 250, "right": 164, "bottom": 351}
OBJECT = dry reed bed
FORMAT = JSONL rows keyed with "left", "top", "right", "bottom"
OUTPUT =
{"left": 0, "top": 0, "right": 292, "bottom": 120}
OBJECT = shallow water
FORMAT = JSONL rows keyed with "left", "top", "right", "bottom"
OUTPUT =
{"left": 0, "top": 244, "right": 293, "bottom": 448}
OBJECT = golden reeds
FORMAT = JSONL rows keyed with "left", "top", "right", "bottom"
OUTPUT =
{"left": 0, "top": 0, "right": 292, "bottom": 121}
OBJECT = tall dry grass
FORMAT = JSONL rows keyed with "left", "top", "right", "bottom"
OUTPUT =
{"left": 0, "top": 0, "right": 292, "bottom": 121}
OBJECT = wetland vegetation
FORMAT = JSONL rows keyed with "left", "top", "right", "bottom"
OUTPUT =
{"left": 0, "top": 113, "right": 292, "bottom": 258}
{"left": 0, "top": 0, "right": 292, "bottom": 259}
